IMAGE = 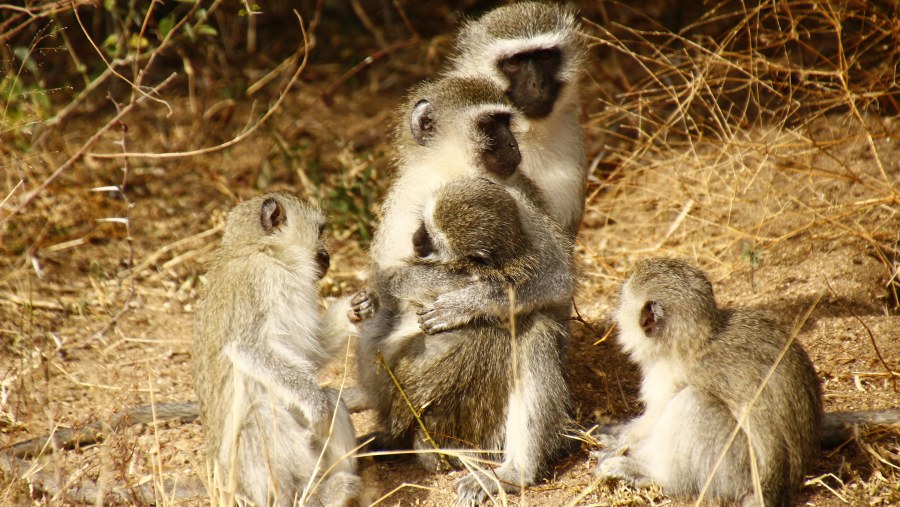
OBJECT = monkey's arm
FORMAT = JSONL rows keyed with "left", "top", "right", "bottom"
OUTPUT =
{"left": 414, "top": 251, "right": 572, "bottom": 334}
{"left": 319, "top": 295, "right": 359, "bottom": 358}
{"left": 228, "top": 343, "right": 335, "bottom": 435}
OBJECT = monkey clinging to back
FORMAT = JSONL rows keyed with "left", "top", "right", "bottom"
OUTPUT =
{"left": 193, "top": 192, "right": 360, "bottom": 507}
{"left": 595, "top": 258, "right": 822, "bottom": 506}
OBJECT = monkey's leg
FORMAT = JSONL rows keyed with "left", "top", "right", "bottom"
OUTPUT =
{"left": 455, "top": 317, "right": 570, "bottom": 505}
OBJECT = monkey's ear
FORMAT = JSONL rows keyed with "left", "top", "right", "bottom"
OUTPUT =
{"left": 640, "top": 300, "right": 664, "bottom": 337}
{"left": 260, "top": 197, "right": 286, "bottom": 233}
{"left": 410, "top": 99, "right": 436, "bottom": 146}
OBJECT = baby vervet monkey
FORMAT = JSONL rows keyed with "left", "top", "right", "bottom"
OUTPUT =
{"left": 594, "top": 258, "right": 822, "bottom": 506}
{"left": 352, "top": 177, "right": 573, "bottom": 505}
{"left": 367, "top": 76, "right": 574, "bottom": 335}
{"left": 447, "top": 2, "right": 589, "bottom": 237}
{"left": 193, "top": 192, "right": 360, "bottom": 507}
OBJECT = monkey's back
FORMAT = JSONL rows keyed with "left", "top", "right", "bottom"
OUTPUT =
{"left": 193, "top": 253, "right": 257, "bottom": 463}
{"left": 692, "top": 308, "right": 822, "bottom": 503}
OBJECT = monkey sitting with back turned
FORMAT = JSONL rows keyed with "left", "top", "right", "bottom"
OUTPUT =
{"left": 193, "top": 192, "right": 360, "bottom": 507}
{"left": 594, "top": 257, "right": 822, "bottom": 506}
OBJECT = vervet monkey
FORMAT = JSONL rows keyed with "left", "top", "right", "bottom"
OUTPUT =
{"left": 447, "top": 2, "right": 588, "bottom": 237}
{"left": 367, "top": 76, "right": 574, "bottom": 335}
{"left": 353, "top": 177, "right": 572, "bottom": 505}
{"left": 594, "top": 258, "right": 822, "bottom": 506}
{"left": 193, "top": 192, "right": 360, "bottom": 507}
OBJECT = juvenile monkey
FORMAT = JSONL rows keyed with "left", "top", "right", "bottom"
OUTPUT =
{"left": 354, "top": 177, "right": 572, "bottom": 505}
{"left": 193, "top": 192, "right": 360, "bottom": 507}
{"left": 367, "top": 76, "right": 574, "bottom": 335}
{"left": 594, "top": 258, "right": 822, "bottom": 506}
{"left": 447, "top": 2, "right": 588, "bottom": 237}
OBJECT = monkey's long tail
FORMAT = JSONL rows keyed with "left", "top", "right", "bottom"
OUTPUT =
{"left": 1, "top": 402, "right": 204, "bottom": 504}
{"left": 821, "top": 409, "right": 900, "bottom": 448}
{"left": 3, "top": 401, "right": 199, "bottom": 459}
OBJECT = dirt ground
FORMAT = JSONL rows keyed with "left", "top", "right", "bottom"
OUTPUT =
{"left": 1, "top": 1, "right": 899, "bottom": 506}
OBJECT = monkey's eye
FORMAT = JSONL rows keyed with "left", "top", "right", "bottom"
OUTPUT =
{"left": 501, "top": 55, "right": 522, "bottom": 72}
{"left": 535, "top": 49, "right": 555, "bottom": 61}
{"left": 467, "top": 251, "right": 494, "bottom": 267}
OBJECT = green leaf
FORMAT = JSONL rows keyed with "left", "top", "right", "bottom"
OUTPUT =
{"left": 196, "top": 24, "right": 218, "bottom": 37}
{"left": 158, "top": 15, "right": 175, "bottom": 39}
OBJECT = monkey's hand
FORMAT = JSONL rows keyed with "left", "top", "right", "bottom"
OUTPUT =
{"left": 349, "top": 290, "right": 377, "bottom": 324}
{"left": 292, "top": 388, "right": 337, "bottom": 439}
{"left": 417, "top": 290, "right": 483, "bottom": 334}
{"left": 590, "top": 436, "right": 626, "bottom": 464}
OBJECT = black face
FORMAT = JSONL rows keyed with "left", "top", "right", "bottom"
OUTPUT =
{"left": 476, "top": 112, "right": 521, "bottom": 178}
{"left": 498, "top": 48, "right": 563, "bottom": 119}
{"left": 640, "top": 300, "right": 664, "bottom": 337}
{"left": 412, "top": 222, "right": 434, "bottom": 258}
{"left": 315, "top": 223, "right": 329, "bottom": 279}
{"left": 315, "top": 247, "right": 330, "bottom": 279}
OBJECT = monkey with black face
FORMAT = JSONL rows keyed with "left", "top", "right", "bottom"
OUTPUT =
{"left": 594, "top": 258, "right": 822, "bottom": 506}
{"left": 194, "top": 192, "right": 360, "bottom": 507}
{"left": 354, "top": 177, "right": 572, "bottom": 505}
{"left": 447, "top": 2, "right": 588, "bottom": 237}
{"left": 367, "top": 76, "right": 574, "bottom": 336}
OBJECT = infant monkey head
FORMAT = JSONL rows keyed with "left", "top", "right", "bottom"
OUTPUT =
{"left": 413, "top": 177, "right": 526, "bottom": 269}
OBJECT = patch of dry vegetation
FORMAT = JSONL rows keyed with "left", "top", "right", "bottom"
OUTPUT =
{"left": 1, "top": 1, "right": 898, "bottom": 505}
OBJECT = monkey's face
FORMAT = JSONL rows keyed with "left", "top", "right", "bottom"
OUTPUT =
{"left": 497, "top": 47, "right": 562, "bottom": 119}
{"left": 236, "top": 192, "right": 330, "bottom": 280}
{"left": 413, "top": 177, "right": 524, "bottom": 269}
{"left": 451, "top": 3, "right": 587, "bottom": 120}
{"left": 402, "top": 77, "right": 524, "bottom": 180}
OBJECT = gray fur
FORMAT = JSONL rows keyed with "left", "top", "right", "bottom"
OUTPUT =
{"left": 194, "top": 192, "right": 360, "bottom": 506}
{"left": 595, "top": 257, "right": 822, "bottom": 506}
{"left": 355, "top": 177, "right": 573, "bottom": 505}
{"left": 446, "top": 2, "right": 589, "bottom": 237}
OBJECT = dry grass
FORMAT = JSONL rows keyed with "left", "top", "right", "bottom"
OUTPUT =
{"left": 1, "top": 0, "right": 899, "bottom": 505}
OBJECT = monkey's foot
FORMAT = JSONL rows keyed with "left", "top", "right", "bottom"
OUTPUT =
{"left": 454, "top": 471, "right": 498, "bottom": 506}
{"left": 590, "top": 433, "right": 626, "bottom": 463}
{"left": 307, "top": 470, "right": 361, "bottom": 507}
{"left": 348, "top": 290, "right": 376, "bottom": 323}
{"left": 593, "top": 456, "right": 653, "bottom": 488}
{"left": 454, "top": 465, "right": 530, "bottom": 506}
